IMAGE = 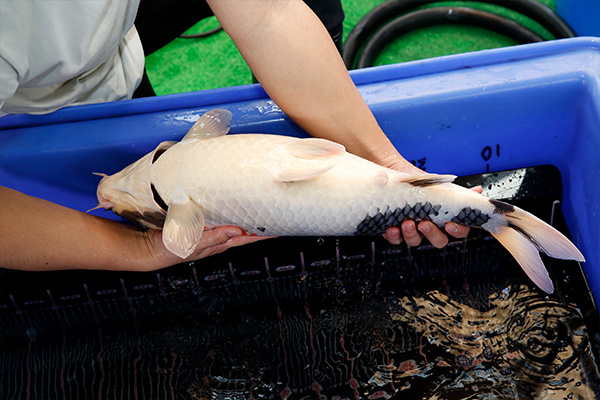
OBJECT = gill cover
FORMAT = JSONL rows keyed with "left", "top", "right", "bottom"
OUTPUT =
{"left": 95, "top": 141, "right": 176, "bottom": 228}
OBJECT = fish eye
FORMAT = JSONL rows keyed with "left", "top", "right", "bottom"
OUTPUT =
{"left": 151, "top": 184, "right": 169, "bottom": 212}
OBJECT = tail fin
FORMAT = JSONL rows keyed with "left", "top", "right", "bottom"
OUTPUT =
{"left": 489, "top": 203, "right": 585, "bottom": 294}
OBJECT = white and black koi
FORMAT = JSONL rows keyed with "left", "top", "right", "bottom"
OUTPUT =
{"left": 94, "top": 109, "right": 585, "bottom": 293}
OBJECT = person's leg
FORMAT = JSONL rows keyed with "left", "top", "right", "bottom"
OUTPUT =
{"left": 132, "top": 69, "right": 156, "bottom": 99}
{"left": 133, "top": 0, "right": 214, "bottom": 98}
{"left": 304, "top": 0, "right": 345, "bottom": 51}
{"left": 134, "top": 0, "right": 215, "bottom": 56}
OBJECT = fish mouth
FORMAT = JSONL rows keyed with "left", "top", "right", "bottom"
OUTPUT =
{"left": 90, "top": 172, "right": 115, "bottom": 212}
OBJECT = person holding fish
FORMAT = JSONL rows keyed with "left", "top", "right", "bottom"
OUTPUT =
{"left": 0, "top": 0, "right": 473, "bottom": 272}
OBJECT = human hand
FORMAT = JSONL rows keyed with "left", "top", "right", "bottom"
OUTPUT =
{"left": 142, "top": 226, "right": 274, "bottom": 271}
{"left": 377, "top": 153, "right": 483, "bottom": 248}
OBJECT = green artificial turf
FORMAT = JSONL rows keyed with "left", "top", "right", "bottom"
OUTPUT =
{"left": 145, "top": 0, "right": 556, "bottom": 95}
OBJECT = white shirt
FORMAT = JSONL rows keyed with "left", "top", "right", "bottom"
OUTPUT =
{"left": 0, "top": 0, "right": 144, "bottom": 115}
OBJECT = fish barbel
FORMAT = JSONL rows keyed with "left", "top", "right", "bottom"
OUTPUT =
{"left": 94, "top": 109, "right": 585, "bottom": 293}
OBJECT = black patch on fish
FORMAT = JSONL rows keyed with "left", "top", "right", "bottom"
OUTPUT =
{"left": 117, "top": 210, "right": 166, "bottom": 229}
{"left": 151, "top": 184, "right": 169, "bottom": 212}
{"left": 354, "top": 202, "right": 442, "bottom": 235}
{"left": 490, "top": 199, "right": 515, "bottom": 214}
{"left": 451, "top": 207, "right": 491, "bottom": 227}
{"left": 256, "top": 227, "right": 266, "bottom": 232}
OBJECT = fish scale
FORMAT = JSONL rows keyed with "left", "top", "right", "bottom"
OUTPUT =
{"left": 452, "top": 206, "right": 491, "bottom": 227}
{"left": 152, "top": 133, "right": 435, "bottom": 236}
{"left": 355, "top": 202, "right": 444, "bottom": 235}
{"left": 95, "top": 109, "right": 585, "bottom": 294}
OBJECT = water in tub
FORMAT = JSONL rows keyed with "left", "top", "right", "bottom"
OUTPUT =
{"left": 0, "top": 167, "right": 599, "bottom": 399}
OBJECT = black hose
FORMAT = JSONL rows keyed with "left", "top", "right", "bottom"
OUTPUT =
{"left": 482, "top": 0, "right": 576, "bottom": 38}
{"left": 343, "top": 0, "right": 576, "bottom": 69}
{"left": 356, "top": 6, "right": 544, "bottom": 69}
{"left": 179, "top": 25, "right": 223, "bottom": 39}
{"left": 343, "top": 0, "right": 425, "bottom": 69}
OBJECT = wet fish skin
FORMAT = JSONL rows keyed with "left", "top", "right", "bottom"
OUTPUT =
{"left": 95, "top": 109, "right": 585, "bottom": 293}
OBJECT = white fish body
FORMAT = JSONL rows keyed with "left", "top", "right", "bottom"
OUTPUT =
{"left": 95, "top": 109, "right": 585, "bottom": 293}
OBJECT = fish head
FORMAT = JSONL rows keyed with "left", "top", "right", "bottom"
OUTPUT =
{"left": 94, "top": 141, "right": 176, "bottom": 229}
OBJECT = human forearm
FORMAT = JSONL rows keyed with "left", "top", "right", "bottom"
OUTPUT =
{"left": 0, "top": 187, "right": 264, "bottom": 271}
{"left": 0, "top": 187, "right": 160, "bottom": 271}
{"left": 207, "top": 0, "right": 417, "bottom": 170}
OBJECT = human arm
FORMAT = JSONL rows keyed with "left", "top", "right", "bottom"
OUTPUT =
{"left": 206, "top": 0, "right": 471, "bottom": 247}
{"left": 0, "top": 186, "right": 266, "bottom": 272}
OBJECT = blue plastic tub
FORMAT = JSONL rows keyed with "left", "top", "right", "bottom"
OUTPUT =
{"left": 1, "top": 37, "right": 599, "bottom": 307}
{"left": 556, "top": 0, "right": 600, "bottom": 37}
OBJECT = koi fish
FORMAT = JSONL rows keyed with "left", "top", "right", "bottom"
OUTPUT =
{"left": 94, "top": 109, "right": 585, "bottom": 293}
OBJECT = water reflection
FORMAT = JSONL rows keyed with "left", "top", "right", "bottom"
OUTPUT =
{"left": 385, "top": 288, "right": 598, "bottom": 399}
{"left": 1, "top": 236, "right": 598, "bottom": 400}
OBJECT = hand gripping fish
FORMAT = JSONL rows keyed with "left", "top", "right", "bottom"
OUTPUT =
{"left": 94, "top": 109, "right": 584, "bottom": 293}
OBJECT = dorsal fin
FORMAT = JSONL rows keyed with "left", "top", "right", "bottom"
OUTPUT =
{"left": 401, "top": 173, "right": 456, "bottom": 187}
{"left": 182, "top": 109, "right": 233, "bottom": 141}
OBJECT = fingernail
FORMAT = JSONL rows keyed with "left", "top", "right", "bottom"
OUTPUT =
{"left": 226, "top": 228, "right": 242, "bottom": 237}
{"left": 403, "top": 221, "right": 415, "bottom": 233}
{"left": 446, "top": 222, "right": 458, "bottom": 235}
{"left": 418, "top": 222, "right": 431, "bottom": 233}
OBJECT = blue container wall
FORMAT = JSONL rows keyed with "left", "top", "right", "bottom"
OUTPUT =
{"left": 556, "top": 0, "right": 600, "bottom": 37}
{"left": 1, "top": 38, "right": 599, "bottom": 308}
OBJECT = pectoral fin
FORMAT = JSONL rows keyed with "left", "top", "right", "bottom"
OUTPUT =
{"left": 162, "top": 198, "right": 205, "bottom": 259}
{"left": 183, "top": 109, "right": 233, "bottom": 140}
